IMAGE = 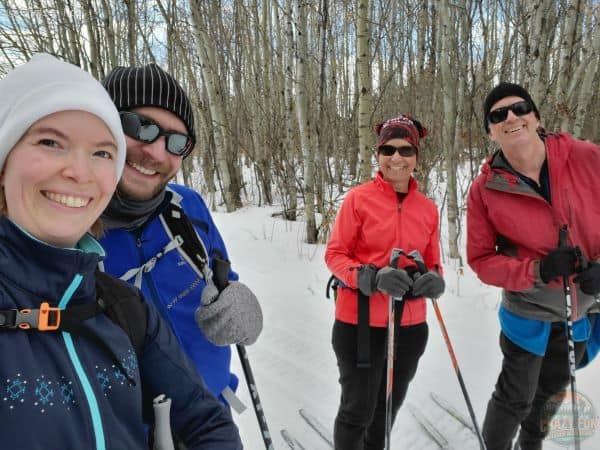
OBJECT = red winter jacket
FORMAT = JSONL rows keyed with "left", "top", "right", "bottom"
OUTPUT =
{"left": 325, "top": 172, "right": 442, "bottom": 327}
{"left": 467, "top": 132, "right": 600, "bottom": 321}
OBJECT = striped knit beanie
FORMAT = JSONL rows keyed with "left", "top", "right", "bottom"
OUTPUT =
{"left": 102, "top": 63, "right": 196, "bottom": 150}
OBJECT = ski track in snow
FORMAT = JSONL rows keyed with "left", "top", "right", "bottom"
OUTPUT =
{"left": 214, "top": 206, "right": 600, "bottom": 450}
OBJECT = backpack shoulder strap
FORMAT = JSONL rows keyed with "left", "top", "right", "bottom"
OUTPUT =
{"left": 95, "top": 270, "right": 147, "bottom": 360}
{"left": 159, "top": 197, "right": 211, "bottom": 279}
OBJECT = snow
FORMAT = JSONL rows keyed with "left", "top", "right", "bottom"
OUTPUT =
{"left": 213, "top": 206, "right": 600, "bottom": 450}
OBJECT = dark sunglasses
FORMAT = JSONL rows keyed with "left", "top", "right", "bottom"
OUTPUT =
{"left": 378, "top": 145, "right": 417, "bottom": 157}
{"left": 119, "top": 111, "right": 193, "bottom": 157}
{"left": 487, "top": 101, "right": 533, "bottom": 124}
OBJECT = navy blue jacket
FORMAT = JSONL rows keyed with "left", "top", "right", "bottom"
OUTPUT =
{"left": 100, "top": 184, "right": 238, "bottom": 403}
{"left": 0, "top": 217, "right": 242, "bottom": 450}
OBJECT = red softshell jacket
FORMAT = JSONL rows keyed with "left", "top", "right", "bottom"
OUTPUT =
{"left": 325, "top": 172, "right": 442, "bottom": 327}
{"left": 467, "top": 132, "right": 600, "bottom": 321}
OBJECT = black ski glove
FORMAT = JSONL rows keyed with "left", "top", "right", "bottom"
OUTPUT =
{"left": 375, "top": 267, "right": 413, "bottom": 298}
{"left": 574, "top": 262, "right": 600, "bottom": 296}
{"left": 539, "top": 246, "right": 578, "bottom": 283}
{"left": 412, "top": 271, "right": 445, "bottom": 298}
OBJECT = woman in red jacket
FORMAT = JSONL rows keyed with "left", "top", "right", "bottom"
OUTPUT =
{"left": 325, "top": 115, "right": 445, "bottom": 450}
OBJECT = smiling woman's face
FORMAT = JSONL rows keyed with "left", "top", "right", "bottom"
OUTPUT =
{"left": 377, "top": 138, "right": 417, "bottom": 191}
{"left": 1, "top": 110, "right": 118, "bottom": 247}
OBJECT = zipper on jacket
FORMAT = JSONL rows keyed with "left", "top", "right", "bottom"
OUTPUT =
{"left": 59, "top": 274, "right": 106, "bottom": 450}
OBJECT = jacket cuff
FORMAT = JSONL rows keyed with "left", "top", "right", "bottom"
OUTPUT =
{"left": 349, "top": 265, "right": 361, "bottom": 289}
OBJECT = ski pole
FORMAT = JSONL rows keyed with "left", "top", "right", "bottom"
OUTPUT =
{"left": 384, "top": 248, "right": 405, "bottom": 450}
{"left": 237, "top": 344, "right": 274, "bottom": 450}
{"left": 430, "top": 299, "right": 486, "bottom": 450}
{"left": 559, "top": 226, "right": 581, "bottom": 450}
{"left": 409, "top": 250, "right": 486, "bottom": 450}
{"left": 153, "top": 394, "right": 175, "bottom": 450}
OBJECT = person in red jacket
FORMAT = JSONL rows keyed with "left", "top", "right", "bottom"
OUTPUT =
{"left": 325, "top": 114, "right": 445, "bottom": 450}
{"left": 467, "top": 82, "right": 600, "bottom": 450}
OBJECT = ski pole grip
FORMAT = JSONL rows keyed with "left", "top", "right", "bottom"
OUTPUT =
{"left": 408, "top": 250, "right": 428, "bottom": 276}
{"left": 390, "top": 248, "right": 402, "bottom": 269}
{"left": 559, "top": 225, "right": 568, "bottom": 248}
{"left": 213, "top": 257, "right": 231, "bottom": 291}
{"left": 153, "top": 395, "right": 175, "bottom": 450}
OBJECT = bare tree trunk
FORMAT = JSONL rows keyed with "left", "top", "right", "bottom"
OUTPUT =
{"left": 572, "top": 15, "right": 600, "bottom": 138}
{"left": 123, "top": 0, "right": 137, "bottom": 65}
{"left": 440, "top": 0, "right": 460, "bottom": 261}
{"left": 357, "top": 0, "right": 373, "bottom": 183}
{"left": 81, "top": 0, "right": 100, "bottom": 78}
{"left": 190, "top": 0, "right": 240, "bottom": 212}
{"left": 294, "top": 0, "right": 318, "bottom": 243}
{"left": 526, "top": 0, "right": 554, "bottom": 103}
{"left": 281, "top": 0, "right": 298, "bottom": 221}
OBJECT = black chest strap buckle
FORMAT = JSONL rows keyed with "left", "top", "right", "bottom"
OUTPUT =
{"left": 0, "top": 302, "right": 61, "bottom": 331}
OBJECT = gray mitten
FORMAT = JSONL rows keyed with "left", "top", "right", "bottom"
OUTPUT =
{"left": 357, "top": 264, "right": 378, "bottom": 296}
{"left": 412, "top": 271, "right": 445, "bottom": 298}
{"left": 195, "top": 281, "right": 263, "bottom": 346}
{"left": 375, "top": 267, "right": 413, "bottom": 298}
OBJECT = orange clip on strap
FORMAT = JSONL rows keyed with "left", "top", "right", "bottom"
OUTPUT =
{"left": 38, "top": 302, "right": 60, "bottom": 331}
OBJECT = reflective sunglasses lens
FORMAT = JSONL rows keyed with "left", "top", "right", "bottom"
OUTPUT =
{"left": 120, "top": 112, "right": 141, "bottom": 138}
{"left": 488, "top": 108, "right": 508, "bottom": 124}
{"left": 512, "top": 101, "right": 532, "bottom": 116}
{"left": 138, "top": 123, "right": 160, "bottom": 142}
{"left": 166, "top": 134, "right": 190, "bottom": 155}
{"left": 378, "top": 145, "right": 396, "bottom": 156}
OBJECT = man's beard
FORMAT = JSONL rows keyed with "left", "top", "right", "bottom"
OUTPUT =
{"left": 117, "top": 176, "right": 169, "bottom": 202}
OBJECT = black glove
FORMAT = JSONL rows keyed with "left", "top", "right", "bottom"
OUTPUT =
{"left": 412, "top": 271, "right": 445, "bottom": 298}
{"left": 574, "top": 262, "right": 600, "bottom": 296}
{"left": 539, "top": 246, "right": 578, "bottom": 283}
{"left": 375, "top": 267, "right": 413, "bottom": 298}
{"left": 357, "top": 264, "right": 379, "bottom": 296}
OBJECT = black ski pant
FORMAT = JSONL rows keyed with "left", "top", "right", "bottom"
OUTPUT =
{"left": 332, "top": 320, "right": 428, "bottom": 450}
{"left": 482, "top": 324, "right": 587, "bottom": 450}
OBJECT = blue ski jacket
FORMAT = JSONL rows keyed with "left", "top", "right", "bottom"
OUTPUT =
{"left": 0, "top": 216, "right": 241, "bottom": 449}
{"left": 100, "top": 184, "right": 239, "bottom": 403}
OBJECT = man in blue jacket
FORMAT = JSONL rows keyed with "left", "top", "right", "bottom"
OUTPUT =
{"left": 99, "top": 63, "right": 263, "bottom": 410}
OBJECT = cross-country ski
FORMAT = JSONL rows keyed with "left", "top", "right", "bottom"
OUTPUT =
{"left": 280, "top": 429, "right": 306, "bottom": 450}
{"left": 298, "top": 408, "right": 334, "bottom": 448}
{"left": 408, "top": 403, "right": 452, "bottom": 450}
{"left": 430, "top": 392, "right": 477, "bottom": 436}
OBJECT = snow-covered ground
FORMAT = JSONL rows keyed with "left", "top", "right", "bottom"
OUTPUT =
{"left": 213, "top": 206, "right": 600, "bottom": 450}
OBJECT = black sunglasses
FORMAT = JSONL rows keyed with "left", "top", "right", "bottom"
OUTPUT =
{"left": 487, "top": 101, "right": 533, "bottom": 124}
{"left": 378, "top": 145, "right": 417, "bottom": 157}
{"left": 119, "top": 111, "right": 193, "bottom": 157}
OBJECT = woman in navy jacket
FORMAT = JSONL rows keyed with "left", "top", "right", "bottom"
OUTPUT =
{"left": 0, "top": 54, "right": 242, "bottom": 450}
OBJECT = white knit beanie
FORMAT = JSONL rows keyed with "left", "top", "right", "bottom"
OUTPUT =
{"left": 0, "top": 53, "right": 126, "bottom": 178}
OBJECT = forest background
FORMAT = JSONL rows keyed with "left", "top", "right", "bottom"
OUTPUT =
{"left": 1, "top": 0, "right": 599, "bottom": 265}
